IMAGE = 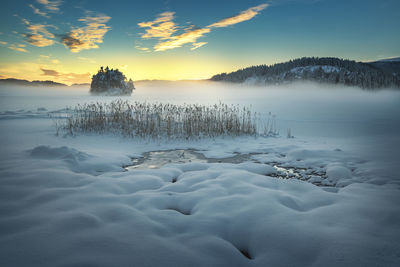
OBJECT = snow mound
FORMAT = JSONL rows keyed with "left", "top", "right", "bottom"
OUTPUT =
{"left": 325, "top": 163, "right": 352, "bottom": 186}
{"left": 209, "top": 162, "right": 277, "bottom": 176}
{"left": 1, "top": 156, "right": 399, "bottom": 267}
{"left": 29, "top": 145, "right": 89, "bottom": 161}
{"left": 28, "top": 145, "right": 122, "bottom": 175}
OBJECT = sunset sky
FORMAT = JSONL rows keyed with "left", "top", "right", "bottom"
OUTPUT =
{"left": 0, "top": 0, "right": 399, "bottom": 85}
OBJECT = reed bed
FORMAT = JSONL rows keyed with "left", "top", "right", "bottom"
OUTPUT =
{"left": 60, "top": 100, "right": 277, "bottom": 139}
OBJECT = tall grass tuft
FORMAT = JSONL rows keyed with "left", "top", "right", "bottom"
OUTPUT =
{"left": 60, "top": 100, "right": 277, "bottom": 139}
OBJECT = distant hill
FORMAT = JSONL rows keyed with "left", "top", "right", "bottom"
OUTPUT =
{"left": 0, "top": 78, "right": 67, "bottom": 87}
{"left": 70, "top": 83, "right": 90, "bottom": 87}
{"left": 368, "top": 57, "right": 400, "bottom": 77}
{"left": 373, "top": 57, "right": 400, "bottom": 63}
{"left": 134, "top": 79, "right": 175, "bottom": 83}
{"left": 210, "top": 57, "right": 400, "bottom": 89}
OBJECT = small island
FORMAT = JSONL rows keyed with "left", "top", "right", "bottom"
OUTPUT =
{"left": 90, "top": 66, "right": 135, "bottom": 95}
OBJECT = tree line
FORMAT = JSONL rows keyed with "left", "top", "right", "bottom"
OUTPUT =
{"left": 210, "top": 57, "right": 400, "bottom": 89}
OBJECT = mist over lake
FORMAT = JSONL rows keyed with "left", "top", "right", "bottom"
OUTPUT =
{"left": 2, "top": 81, "right": 400, "bottom": 176}
{"left": 2, "top": 81, "right": 400, "bottom": 138}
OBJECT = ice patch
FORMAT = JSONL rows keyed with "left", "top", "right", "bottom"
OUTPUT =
{"left": 125, "top": 149, "right": 359, "bottom": 187}
{"left": 125, "top": 149, "right": 207, "bottom": 170}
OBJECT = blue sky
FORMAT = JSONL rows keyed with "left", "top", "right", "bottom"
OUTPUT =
{"left": 0, "top": 0, "right": 399, "bottom": 83}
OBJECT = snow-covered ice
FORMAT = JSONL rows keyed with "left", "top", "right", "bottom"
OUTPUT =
{"left": 0, "top": 82, "right": 400, "bottom": 266}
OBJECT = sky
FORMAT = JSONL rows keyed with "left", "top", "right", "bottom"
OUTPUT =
{"left": 0, "top": 0, "right": 399, "bottom": 84}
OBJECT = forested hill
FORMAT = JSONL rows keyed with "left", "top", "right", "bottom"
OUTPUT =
{"left": 0, "top": 78, "right": 67, "bottom": 87}
{"left": 210, "top": 57, "right": 400, "bottom": 89}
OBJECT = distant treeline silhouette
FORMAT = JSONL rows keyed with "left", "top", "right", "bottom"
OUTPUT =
{"left": 210, "top": 57, "right": 400, "bottom": 89}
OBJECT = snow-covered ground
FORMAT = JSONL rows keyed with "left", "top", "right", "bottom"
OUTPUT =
{"left": 0, "top": 82, "right": 400, "bottom": 267}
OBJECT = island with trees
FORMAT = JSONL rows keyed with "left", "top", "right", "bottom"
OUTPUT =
{"left": 90, "top": 66, "right": 135, "bottom": 95}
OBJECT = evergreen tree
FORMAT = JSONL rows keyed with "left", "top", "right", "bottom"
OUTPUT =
{"left": 210, "top": 57, "right": 400, "bottom": 89}
{"left": 90, "top": 67, "right": 135, "bottom": 95}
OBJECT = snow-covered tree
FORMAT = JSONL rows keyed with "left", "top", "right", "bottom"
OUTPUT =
{"left": 90, "top": 66, "right": 135, "bottom": 95}
{"left": 210, "top": 57, "right": 400, "bottom": 89}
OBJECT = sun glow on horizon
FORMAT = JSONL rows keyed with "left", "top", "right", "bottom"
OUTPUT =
{"left": 0, "top": 56, "right": 243, "bottom": 85}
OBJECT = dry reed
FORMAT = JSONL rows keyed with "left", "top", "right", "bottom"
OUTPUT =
{"left": 59, "top": 100, "right": 277, "bottom": 139}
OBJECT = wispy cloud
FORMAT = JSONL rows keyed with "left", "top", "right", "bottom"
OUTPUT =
{"left": 40, "top": 67, "right": 59, "bottom": 77}
{"left": 19, "top": 18, "right": 55, "bottom": 47}
{"left": 191, "top": 42, "right": 207, "bottom": 50}
{"left": 135, "top": 45, "right": 150, "bottom": 52}
{"left": 138, "top": 3, "right": 268, "bottom": 52}
{"left": 24, "top": 22, "right": 55, "bottom": 47}
{"left": 0, "top": 41, "right": 8, "bottom": 45}
{"left": 29, "top": 4, "right": 49, "bottom": 18}
{"left": 208, "top": 3, "right": 268, "bottom": 28}
{"left": 61, "top": 14, "right": 111, "bottom": 52}
{"left": 78, "top": 57, "right": 96, "bottom": 64}
{"left": 8, "top": 44, "right": 28, "bottom": 52}
{"left": 154, "top": 28, "right": 211, "bottom": 52}
{"left": 38, "top": 54, "right": 59, "bottom": 64}
{"left": 37, "top": 0, "right": 63, "bottom": 13}
{"left": 138, "top": 12, "right": 177, "bottom": 39}
{"left": 40, "top": 67, "right": 91, "bottom": 84}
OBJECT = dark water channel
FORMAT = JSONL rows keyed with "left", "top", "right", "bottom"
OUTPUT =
{"left": 124, "top": 149, "right": 328, "bottom": 185}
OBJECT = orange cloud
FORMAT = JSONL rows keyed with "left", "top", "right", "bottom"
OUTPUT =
{"left": 61, "top": 15, "right": 111, "bottom": 53}
{"left": 8, "top": 44, "right": 28, "bottom": 52}
{"left": 37, "top": 0, "right": 63, "bottom": 12}
{"left": 191, "top": 42, "right": 207, "bottom": 50}
{"left": 154, "top": 28, "right": 211, "bottom": 51}
{"left": 135, "top": 46, "right": 150, "bottom": 52}
{"left": 138, "top": 12, "right": 177, "bottom": 40}
{"left": 138, "top": 3, "right": 268, "bottom": 52}
{"left": 208, "top": 3, "right": 268, "bottom": 28}
{"left": 22, "top": 19, "right": 55, "bottom": 47}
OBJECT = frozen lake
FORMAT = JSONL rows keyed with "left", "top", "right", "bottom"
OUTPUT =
{"left": 1, "top": 81, "right": 400, "bottom": 267}
{"left": 2, "top": 80, "right": 399, "bottom": 167}
{"left": 2, "top": 81, "right": 400, "bottom": 138}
